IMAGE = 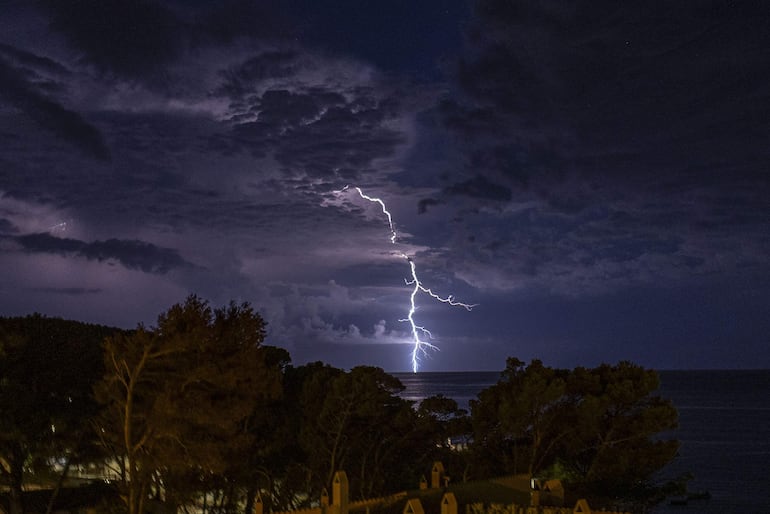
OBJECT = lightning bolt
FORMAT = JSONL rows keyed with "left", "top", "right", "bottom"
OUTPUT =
{"left": 48, "top": 221, "right": 68, "bottom": 233}
{"left": 342, "top": 186, "right": 397, "bottom": 244}
{"left": 341, "top": 186, "right": 476, "bottom": 372}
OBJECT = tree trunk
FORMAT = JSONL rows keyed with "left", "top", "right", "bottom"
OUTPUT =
{"left": 8, "top": 450, "right": 24, "bottom": 514}
{"left": 244, "top": 485, "right": 256, "bottom": 514}
{"left": 45, "top": 453, "right": 73, "bottom": 514}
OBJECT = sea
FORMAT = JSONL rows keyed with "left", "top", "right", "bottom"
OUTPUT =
{"left": 392, "top": 370, "right": 770, "bottom": 514}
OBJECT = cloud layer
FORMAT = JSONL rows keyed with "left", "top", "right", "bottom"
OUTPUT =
{"left": 0, "top": 1, "right": 768, "bottom": 370}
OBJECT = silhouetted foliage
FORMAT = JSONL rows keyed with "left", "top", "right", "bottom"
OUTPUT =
{"left": 416, "top": 395, "right": 472, "bottom": 480}
{"left": 2, "top": 305, "right": 681, "bottom": 513}
{"left": 240, "top": 363, "right": 454, "bottom": 507}
{"left": 469, "top": 357, "right": 679, "bottom": 507}
{"left": 0, "top": 315, "right": 120, "bottom": 514}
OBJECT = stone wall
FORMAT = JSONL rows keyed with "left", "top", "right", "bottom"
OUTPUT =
{"left": 459, "top": 498, "right": 628, "bottom": 514}
{"left": 260, "top": 466, "right": 630, "bottom": 514}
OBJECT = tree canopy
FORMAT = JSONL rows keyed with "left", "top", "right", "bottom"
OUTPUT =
{"left": 1, "top": 304, "right": 682, "bottom": 514}
{"left": 0, "top": 315, "right": 120, "bottom": 514}
{"left": 93, "top": 296, "right": 282, "bottom": 514}
{"left": 469, "top": 358, "right": 679, "bottom": 507}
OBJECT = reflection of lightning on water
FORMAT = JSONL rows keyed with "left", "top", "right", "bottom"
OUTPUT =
{"left": 342, "top": 186, "right": 476, "bottom": 372}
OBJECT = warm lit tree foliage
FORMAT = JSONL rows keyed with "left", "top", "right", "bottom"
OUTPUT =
{"left": 301, "top": 366, "right": 411, "bottom": 496}
{"left": 93, "top": 296, "right": 281, "bottom": 514}
{"left": 294, "top": 365, "right": 436, "bottom": 501}
{"left": 199, "top": 344, "right": 293, "bottom": 514}
{"left": 0, "top": 315, "right": 118, "bottom": 514}
{"left": 469, "top": 358, "right": 679, "bottom": 506}
{"left": 2, "top": 305, "right": 681, "bottom": 513}
{"left": 237, "top": 363, "right": 458, "bottom": 510}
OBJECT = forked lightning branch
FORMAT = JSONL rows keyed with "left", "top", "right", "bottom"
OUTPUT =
{"left": 340, "top": 186, "right": 476, "bottom": 372}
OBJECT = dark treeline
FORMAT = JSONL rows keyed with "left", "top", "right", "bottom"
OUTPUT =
{"left": 0, "top": 296, "right": 682, "bottom": 514}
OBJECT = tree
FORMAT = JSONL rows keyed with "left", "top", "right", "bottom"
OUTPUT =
{"left": 214, "top": 345, "right": 293, "bottom": 514}
{"left": 470, "top": 358, "right": 572, "bottom": 477}
{"left": 339, "top": 369, "right": 429, "bottom": 497}
{"left": 470, "top": 358, "right": 679, "bottom": 507}
{"left": 416, "top": 395, "right": 473, "bottom": 482}
{"left": 0, "top": 315, "right": 117, "bottom": 514}
{"left": 298, "top": 366, "right": 431, "bottom": 500}
{"left": 93, "top": 296, "right": 281, "bottom": 514}
{"left": 258, "top": 361, "right": 341, "bottom": 511}
{"left": 563, "top": 362, "right": 679, "bottom": 504}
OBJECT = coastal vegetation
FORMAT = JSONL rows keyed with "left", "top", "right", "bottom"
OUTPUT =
{"left": 1, "top": 297, "right": 681, "bottom": 514}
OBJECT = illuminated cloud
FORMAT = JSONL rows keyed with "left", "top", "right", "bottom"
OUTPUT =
{"left": 0, "top": 1, "right": 767, "bottom": 370}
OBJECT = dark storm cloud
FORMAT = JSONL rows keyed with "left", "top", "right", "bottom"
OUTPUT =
{"left": 445, "top": 175, "right": 511, "bottom": 202}
{"left": 33, "top": 287, "right": 103, "bottom": 295}
{"left": 189, "top": 1, "right": 295, "bottom": 45}
{"left": 38, "top": 1, "right": 295, "bottom": 84}
{"left": 9, "top": 233, "right": 190, "bottom": 274}
{"left": 40, "top": 0, "right": 183, "bottom": 80}
{"left": 0, "top": 218, "right": 17, "bottom": 234}
{"left": 2, "top": 0, "right": 766, "bottom": 371}
{"left": 214, "top": 50, "right": 409, "bottom": 179}
{"left": 0, "top": 53, "right": 110, "bottom": 160}
{"left": 432, "top": 0, "right": 770, "bottom": 291}
{"left": 445, "top": 0, "right": 770, "bottom": 193}
{"left": 0, "top": 43, "right": 71, "bottom": 79}
{"left": 417, "top": 197, "right": 441, "bottom": 214}
{"left": 271, "top": 101, "right": 405, "bottom": 179}
{"left": 217, "top": 50, "right": 300, "bottom": 96}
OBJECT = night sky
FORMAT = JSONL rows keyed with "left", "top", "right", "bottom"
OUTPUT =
{"left": 1, "top": 1, "right": 768, "bottom": 372}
